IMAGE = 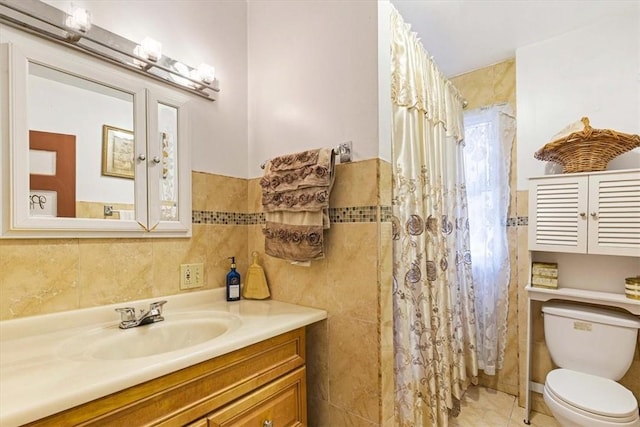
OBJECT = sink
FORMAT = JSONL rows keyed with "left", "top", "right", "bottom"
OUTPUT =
{"left": 58, "top": 311, "right": 241, "bottom": 360}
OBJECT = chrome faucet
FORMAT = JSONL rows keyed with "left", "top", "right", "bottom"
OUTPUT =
{"left": 115, "top": 300, "right": 167, "bottom": 329}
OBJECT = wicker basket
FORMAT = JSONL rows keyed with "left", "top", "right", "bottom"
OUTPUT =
{"left": 534, "top": 117, "right": 640, "bottom": 173}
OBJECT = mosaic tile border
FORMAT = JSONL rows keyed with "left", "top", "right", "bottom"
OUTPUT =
{"left": 505, "top": 217, "right": 529, "bottom": 227}
{"left": 193, "top": 209, "right": 529, "bottom": 226}
{"left": 193, "top": 206, "right": 388, "bottom": 225}
{"left": 329, "top": 206, "right": 377, "bottom": 223}
{"left": 380, "top": 206, "right": 393, "bottom": 223}
{"left": 192, "top": 211, "right": 264, "bottom": 225}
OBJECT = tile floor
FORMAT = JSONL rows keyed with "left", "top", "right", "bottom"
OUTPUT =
{"left": 449, "top": 386, "right": 560, "bottom": 427}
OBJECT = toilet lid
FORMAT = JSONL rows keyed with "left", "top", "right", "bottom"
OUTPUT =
{"left": 546, "top": 369, "right": 639, "bottom": 419}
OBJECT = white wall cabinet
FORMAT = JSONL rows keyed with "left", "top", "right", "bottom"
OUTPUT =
{"left": 529, "top": 169, "right": 640, "bottom": 257}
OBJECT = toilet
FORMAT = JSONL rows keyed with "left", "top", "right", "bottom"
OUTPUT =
{"left": 542, "top": 301, "right": 640, "bottom": 427}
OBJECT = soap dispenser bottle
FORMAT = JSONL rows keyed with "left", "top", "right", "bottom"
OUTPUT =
{"left": 226, "top": 256, "right": 241, "bottom": 301}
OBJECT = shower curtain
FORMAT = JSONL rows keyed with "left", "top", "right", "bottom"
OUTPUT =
{"left": 391, "top": 7, "right": 478, "bottom": 427}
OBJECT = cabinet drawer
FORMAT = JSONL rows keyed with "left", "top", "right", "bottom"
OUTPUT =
{"left": 208, "top": 367, "right": 306, "bottom": 427}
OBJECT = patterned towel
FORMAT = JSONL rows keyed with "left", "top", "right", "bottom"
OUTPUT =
{"left": 261, "top": 148, "right": 335, "bottom": 262}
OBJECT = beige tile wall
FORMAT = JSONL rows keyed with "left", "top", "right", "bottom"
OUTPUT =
{"left": 0, "top": 160, "right": 392, "bottom": 424}
{"left": 247, "top": 158, "right": 392, "bottom": 426}
{"left": 0, "top": 171, "right": 247, "bottom": 319}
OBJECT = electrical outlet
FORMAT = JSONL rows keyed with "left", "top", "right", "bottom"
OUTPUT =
{"left": 180, "top": 263, "right": 204, "bottom": 289}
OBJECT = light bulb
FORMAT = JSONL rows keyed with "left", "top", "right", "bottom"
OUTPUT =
{"left": 140, "top": 37, "right": 162, "bottom": 62}
{"left": 195, "top": 64, "right": 215, "bottom": 84}
{"left": 65, "top": 7, "right": 91, "bottom": 33}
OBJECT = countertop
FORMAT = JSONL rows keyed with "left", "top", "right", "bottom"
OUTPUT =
{"left": 0, "top": 289, "right": 327, "bottom": 426}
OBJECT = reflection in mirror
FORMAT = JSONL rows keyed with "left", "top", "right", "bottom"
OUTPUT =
{"left": 158, "top": 103, "right": 178, "bottom": 221}
{"left": 28, "top": 62, "right": 135, "bottom": 220}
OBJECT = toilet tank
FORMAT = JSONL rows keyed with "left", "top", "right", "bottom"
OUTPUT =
{"left": 542, "top": 301, "right": 640, "bottom": 380}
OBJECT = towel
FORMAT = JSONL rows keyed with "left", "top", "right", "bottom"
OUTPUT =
{"left": 261, "top": 148, "right": 335, "bottom": 262}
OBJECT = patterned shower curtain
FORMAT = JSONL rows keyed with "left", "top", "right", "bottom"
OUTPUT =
{"left": 391, "top": 7, "right": 478, "bottom": 427}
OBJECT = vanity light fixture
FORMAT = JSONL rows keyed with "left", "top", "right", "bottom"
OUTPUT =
{"left": 0, "top": 0, "right": 219, "bottom": 101}
{"left": 171, "top": 61, "right": 193, "bottom": 87}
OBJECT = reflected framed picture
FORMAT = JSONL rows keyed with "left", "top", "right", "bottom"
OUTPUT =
{"left": 102, "top": 125, "right": 134, "bottom": 179}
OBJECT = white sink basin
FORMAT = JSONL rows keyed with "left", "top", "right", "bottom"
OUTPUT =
{"left": 58, "top": 311, "right": 242, "bottom": 360}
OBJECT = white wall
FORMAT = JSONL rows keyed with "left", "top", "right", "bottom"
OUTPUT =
{"left": 247, "top": 0, "right": 381, "bottom": 178}
{"left": 40, "top": 0, "right": 391, "bottom": 180}
{"left": 377, "top": 1, "right": 392, "bottom": 164}
{"left": 44, "top": 0, "right": 249, "bottom": 178}
{"left": 516, "top": 4, "right": 640, "bottom": 189}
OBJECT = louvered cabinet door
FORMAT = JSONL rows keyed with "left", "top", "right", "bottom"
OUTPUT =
{"left": 529, "top": 176, "right": 589, "bottom": 253}
{"left": 587, "top": 170, "right": 640, "bottom": 256}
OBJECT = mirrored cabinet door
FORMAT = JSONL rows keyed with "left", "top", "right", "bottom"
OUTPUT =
{"left": 146, "top": 91, "right": 191, "bottom": 234}
{"left": 27, "top": 62, "right": 140, "bottom": 224}
{"left": 1, "top": 27, "right": 191, "bottom": 238}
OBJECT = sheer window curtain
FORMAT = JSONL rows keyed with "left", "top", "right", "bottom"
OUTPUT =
{"left": 462, "top": 104, "right": 516, "bottom": 375}
{"left": 391, "top": 7, "right": 478, "bottom": 426}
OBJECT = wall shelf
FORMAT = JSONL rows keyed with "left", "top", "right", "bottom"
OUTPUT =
{"left": 526, "top": 285, "right": 640, "bottom": 315}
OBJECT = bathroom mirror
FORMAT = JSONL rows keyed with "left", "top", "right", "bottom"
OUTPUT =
{"left": 28, "top": 62, "right": 136, "bottom": 220}
{"left": 0, "top": 26, "right": 191, "bottom": 238}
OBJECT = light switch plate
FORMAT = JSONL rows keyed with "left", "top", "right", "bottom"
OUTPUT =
{"left": 180, "top": 263, "right": 204, "bottom": 289}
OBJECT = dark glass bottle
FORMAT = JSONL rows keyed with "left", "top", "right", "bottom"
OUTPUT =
{"left": 226, "top": 256, "right": 241, "bottom": 301}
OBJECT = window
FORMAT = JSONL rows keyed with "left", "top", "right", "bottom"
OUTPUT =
{"left": 462, "top": 104, "right": 515, "bottom": 375}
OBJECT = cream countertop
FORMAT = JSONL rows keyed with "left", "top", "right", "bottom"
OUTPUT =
{"left": 0, "top": 289, "right": 327, "bottom": 427}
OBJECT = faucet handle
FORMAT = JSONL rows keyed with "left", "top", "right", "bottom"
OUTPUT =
{"left": 115, "top": 307, "right": 136, "bottom": 322}
{"left": 149, "top": 300, "right": 167, "bottom": 314}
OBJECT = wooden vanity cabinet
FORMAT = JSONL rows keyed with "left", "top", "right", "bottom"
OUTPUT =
{"left": 26, "top": 328, "right": 307, "bottom": 427}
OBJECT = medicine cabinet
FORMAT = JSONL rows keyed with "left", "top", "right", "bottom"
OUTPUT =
{"left": 0, "top": 27, "right": 192, "bottom": 238}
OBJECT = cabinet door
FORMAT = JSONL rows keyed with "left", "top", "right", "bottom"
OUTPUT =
{"left": 145, "top": 90, "right": 191, "bottom": 235}
{"left": 587, "top": 170, "right": 640, "bottom": 256}
{"left": 208, "top": 368, "right": 306, "bottom": 427}
{"left": 529, "top": 175, "right": 589, "bottom": 253}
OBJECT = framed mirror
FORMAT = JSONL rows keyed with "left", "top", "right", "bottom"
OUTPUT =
{"left": 28, "top": 61, "right": 136, "bottom": 220}
{"left": 0, "top": 26, "right": 191, "bottom": 238}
